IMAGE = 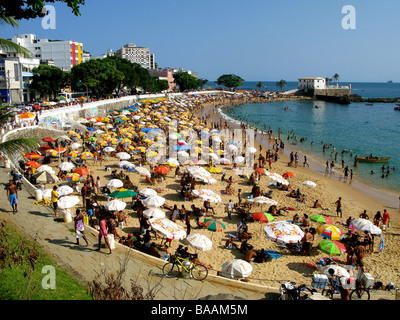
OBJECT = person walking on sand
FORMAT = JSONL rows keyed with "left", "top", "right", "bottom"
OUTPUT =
{"left": 96, "top": 213, "right": 112, "bottom": 254}
{"left": 6, "top": 180, "right": 18, "bottom": 214}
{"left": 51, "top": 185, "right": 59, "bottom": 218}
{"left": 335, "top": 197, "right": 342, "bottom": 218}
{"left": 74, "top": 209, "right": 89, "bottom": 246}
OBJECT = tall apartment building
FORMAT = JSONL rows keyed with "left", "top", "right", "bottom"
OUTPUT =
{"left": 115, "top": 43, "right": 155, "bottom": 69}
{"left": 11, "top": 34, "right": 83, "bottom": 71}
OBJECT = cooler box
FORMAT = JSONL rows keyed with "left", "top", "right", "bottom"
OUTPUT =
{"left": 362, "top": 273, "right": 375, "bottom": 288}
{"left": 312, "top": 274, "right": 329, "bottom": 289}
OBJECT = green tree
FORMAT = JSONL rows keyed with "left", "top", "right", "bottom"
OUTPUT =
{"left": 0, "top": 17, "right": 31, "bottom": 58}
{"left": 29, "top": 65, "right": 69, "bottom": 99}
{"left": 197, "top": 78, "right": 208, "bottom": 89}
{"left": 216, "top": 74, "right": 244, "bottom": 90}
{"left": 333, "top": 73, "right": 340, "bottom": 84}
{"left": 276, "top": 79, "right": 287, "bottom": 92}
{"left": 0, "top": 0, "right": 85, "bottom": 20}
{"left": 0, "top": 104, "right": 39, "bottom": 158}
{"left": 173, "top": 72, "right": 200, "bottom": 92}
{"left": 256, "top": 81, "right": 263, "bottom": 90}
{"left": 325, "top": 77, "right": 332, "bottom": 85}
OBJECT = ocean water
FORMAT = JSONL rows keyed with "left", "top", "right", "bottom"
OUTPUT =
{"left": 206, "top": 81, "right": 400, "bottom": 99}
{"left": 222, "top": 99, "right": 400, "bottom": 194}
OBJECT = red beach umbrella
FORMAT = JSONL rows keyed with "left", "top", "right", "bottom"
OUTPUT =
{"left": 38, "top": 145, "right": 51, "bottom": 151}
{"left": 282, "top": 172, "right": 295, "bottom": 179}
{"left": 154, "top": 165, "right": 170, "bottom": 175}
{"left": 42, "top": 137, "right": 55, "bottom": 143}
{"left": 25, "top": 161, "right": 41, "bottom": 168}
{"left": 74, "top": 167, "right": 89, "bottom": 176}
{"left": 23, "top": 152, "right": 43, "bottom": 160}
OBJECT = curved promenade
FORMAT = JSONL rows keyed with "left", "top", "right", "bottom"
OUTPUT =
{"left": 0, "top": 93, "right": 282, "bottom": 301}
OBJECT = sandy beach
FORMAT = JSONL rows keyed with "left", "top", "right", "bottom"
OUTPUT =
{"left": 37, "top": 92, "right": 400, "bottom": 289}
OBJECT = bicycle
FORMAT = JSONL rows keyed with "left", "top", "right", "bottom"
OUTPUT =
{"left": 278, "top": 281, "right": 316, "bottom": 300}
{"left": 322, "top": 278, "right": 370, "bottom": 300}
{"left": 162, "top": 255, "right": 208, "bottom": 281}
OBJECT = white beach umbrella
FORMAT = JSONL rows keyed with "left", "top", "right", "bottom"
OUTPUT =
{"left": 132, "top": 115, "right": 140, "bottom": 120}
{"left": 301, "top": 180, "right": 317, "bottom": 187}
{"left": 139, "top": 188, "right": 158, "bottom": 197}
{"left": 58, "top": 161, "right": 75, "bottom": 171}
{"left": 192, "top": 173, "right": 217, "bottom": 185}
{"left": 187, "top": 166, "right": 211, "bottom": 177}
{"left": 70, "top": 142, "right": 81, "bottom": 150}
{"left": 247, "top": 196, "right": 278, "bottom": 206}
{"left": 116, "top": 152, "right": 131, "bottom": 160}
{"left": 143, "top": 207, "right": 166, "bottom": 219}
{"left": 220, "top": 259, "right": 253, "bottom": 279}
{"left": 36, "top": 165, "right": 55, "bottom": 174}
{"left": 185, "top": 233, "right": 212, "bottom": 251}
{"left": 135, "top": 166, "right": 151, "bottom": 177}
{"left": 177, "top": 150, "right": 190, "bottom": 158}
{"left": 42, "top": 188, "right": 52, "bottom": 199}
{"left": 58, "top": 195, "right": 80, "bottom": 209}
{"left": 264, "top": 221, "right": 304, "bottom": 244}
{"left": 350, "top": 218, "right": 382, "bottom": 235}
{"left": 104, "top": 146, "right": 115, "bottom": 152}
{"left": 218, "top": 158, "right": 231, "bottom": 165}
{"left": 117, "top": 160, "right": 131, "bottom": 168}
{"left": 105, "top": 199, "right": 127, "bottom": 211}
{"left": 143, "top": 195, "right": 166, "bottom": 207}
{"left": 246, "top": 146, "right": 257, "bottom": 154}
{"left": 321, "top": 265, "right": 350, "bottom": 278}
{"left": 165, "top": 158, "right": 179, "bottom": 167}
{"left": 56, "top": 185, "right": 74, "bottom": 196}
{"left": 106, "top": 179, "right": 123, "bottom": 189}
{"left": 234, "top": 156, "right": 245, "bottom": 164}
{"left": 192, "top": 189, "right": 222, "bottom": 203}
{"left": 149, "top": 218, "right": 186, "bottom": 240}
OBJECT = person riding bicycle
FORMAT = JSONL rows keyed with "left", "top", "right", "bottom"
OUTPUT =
{"left": 328, "top": 268, "right": 350, "bottom": 300}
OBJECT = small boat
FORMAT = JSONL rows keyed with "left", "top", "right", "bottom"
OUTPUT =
{"left": 394, "top": 104, "right": 400, "bottom": 111}
{"left": 355, "top": 156, "right": 390, "bottom": 163}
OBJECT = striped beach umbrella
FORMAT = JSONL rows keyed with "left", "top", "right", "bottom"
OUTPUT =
{"left": 68, "top": 151, "right": 81, "bottom": 158}
{"left": 46, "top": 149, "right": 58, "bottom": 157}
{"left": 203, "top": 218, "right": 226, "bottom": 232}
{"left": 310, "top": 214, "right": 332, "bottom": 224}
{"left": 23, "top": 152, "right": 43, "bottom": 160}
{"left": 251, "top": 212, "right": 275, "bottom": 223}
{"left": 80, "top": 152, "right": 94, "bottom": 160}
{"left": 66, "top": 173, "right": 82, "bottom": 182}
{"left": 317, "top": 224, "right": 344, "bottom": 240}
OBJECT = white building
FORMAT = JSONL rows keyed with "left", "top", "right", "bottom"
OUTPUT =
{"left": 11, "top": 34, "right": 83, "bottom": 71}
{"left": 298, "top": 77, "right": 326, "bottom": 90}
{"left": 115, "top": 43, "right": 155, "bottom": 69}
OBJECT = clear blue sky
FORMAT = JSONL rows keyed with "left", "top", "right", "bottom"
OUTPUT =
{"left": 2, "top": 0, "right": 399, "bottom": 82}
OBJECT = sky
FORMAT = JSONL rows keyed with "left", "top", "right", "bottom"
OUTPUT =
{"left": 1, "top": 0, "right": 400, "bottom": 82}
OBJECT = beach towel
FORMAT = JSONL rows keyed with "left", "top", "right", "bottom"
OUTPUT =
{"left": 265, "top": 250, "right": 283, "bottom": 260}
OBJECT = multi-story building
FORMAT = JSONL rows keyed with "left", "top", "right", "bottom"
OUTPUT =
{"left": 149, "top": 68, "right": 176, "bottom": 92}
{"left": 0, "top": 53, "right": 40, "bottom": 103}
{"left": 11, "top": 34, "right": 83, "bottom": 71}
{"left": 115, "top": 43, "right": 155, "bottom": 69}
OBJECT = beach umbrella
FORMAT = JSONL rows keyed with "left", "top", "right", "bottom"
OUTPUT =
{"left": 263, "top": 221, "right": 304, "bottom": 244}
{"left": 143, "top": 195, "right": 165, "bottom": 207}
{"left": 350, "top": 218, "right": 382, "bottom": 235}
{"left": 220, "top": 259, "right": 253, "bottom": 279}
{"left": 38, "top": 145, "right": 51, "bottom": 152}
{"left": 282, "top": 172, "right": 295, "bottom": 179}
{"left": 68, "top": 151, "right": 81, "bottom": 158}
{"left": 165, "top": 158, "right": 179, "bottom": 167}
{"left": 251, "top": 212, "right": 275, "bottom": 223}
{"left": 23, "top": 152, "right": 43, "bottom": 160}
{"left": 56, "top": 185, "right": 74, "bottom": 196}
{"left": 317, "top": 224, "right": 344, "bottom": 240}
{"left": 143, "top": 207, "right": 166, "bottom": 219}
{"left": 108, "top": 188, "right": 138, "bottom": 199}
{"left": 58, "top": 195, "right": 80, "bottom": 209}
{"left": 70, "top": 142, "right": 81, "bottom": 150}
{"left": 117, "top": 160, "right": 131, "bottom": 168}
{"left": 19, "top": 113, "right": 35, "bottom": 119}
{"left": 65, "top": 173, "right": 82, "bottom": 182}
{"left": 154, "top": 165, "right": 170, "bottom": 175}
{"left": 105, "top": 199, "right": 127, "bottom": 211}
{"left": 33, "top": 170, "right": 58, "bottom": 184}
{"left": 42, "top": 137, "right": 55, "bottom": 143}
{"left": 247, "top": 196, "right": 278, "bottom": 206}
{"left": 54, "top": 146, "right": 66, "bottom": 153}
{"left": 25, "top": 161, "right": 41, "bottom": 169}
{"left": 319, "top": 239, "right": 347, "bottom": 256}
{"left": 310, "top": 214, "right": 332, "bottom": 224}
{"left": 185, "top": 233, "right": 212, "bottom": 251}
{"left": 135, "top": 166, "right": 151, "bottom": 177}
{"left": 139, "top": 188, "right": 158, "bottom": 197}
{"left": 73, "top": 167, "right": 89, "bottom": 176}
{"left": 80, "top": 152, "right": 94, "bottom": 160}
{"left": 203, "top": 218, "right": 226, "bottom": 232}
{"left": 266, "top": 172, "right": 289, "bottom": 185}
{"left": 36, "top": 165, "right": 55, "bottom": 174}
{"left": 246, "top": 147, "right": 257, "bottom": 154}
{"left": 301, "top": 180, "right": 317, "bottom": 187}
{"left": 46, "top": 149, "right": 58, "bottom": 157}
{"left": 116, "top": 152, "right": 131, "bottom": 160}
{"left": 192, "top": 189, "right": 222, "bottom": 203}
{"left": 58, "top": 161, "right": 75, "bottom": 171}
{"left": 187, "top": 166, "right": 211, "bottom": 177}
{"left": 149, "top": 218, "right": 186, "bottom": 240}
{"left": 192, "top": 173, "right": 217, "bottom": 185}
{"left": 103, "top": 146, "right": 115, "bottom": 152}
{"left": 321, "top": 265, "right": 350, "bottom": 278}
{"left": 228, "top": 144, "right": 238, "bottom": 152}
{"left": 106, "top": 179, "right": 124, "bottom": 189}
{"left": 218, "top": 158, "right": 231, "bottom": 165}
{"left": 234, "top": 156, "right": 245, "bottom": 164}
{"left": 255, "top": 167, "right": 268, "bottom": 175}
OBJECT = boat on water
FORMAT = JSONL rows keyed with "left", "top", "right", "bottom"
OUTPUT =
{"left": 355, "top": 156, "right": 391, "bottom": 163}
{"left": 394, "top": 104, "right": 400, "bottom": 111}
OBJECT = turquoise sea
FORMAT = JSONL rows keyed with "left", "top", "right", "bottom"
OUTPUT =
{"left": 218, "top": 82, "right": 400, "bottom": 195}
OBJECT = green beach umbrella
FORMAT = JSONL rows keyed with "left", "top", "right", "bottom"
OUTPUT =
{"left": 310, "top": 214, "right": 332, "bottom": 224}
{"left": 319, "top": 239, "right": 347, "bottom": 256}
{"left": 108, "top": 188, "right": 138, "bottom": 199}
{"left": 251, "top": 212, "right": 275, "bottom": 223}
{"left": 88, "top": 137, "right": 97, "bottom": 141}
{"left": 116, "top": 118, "right": 125, "bottom": 123}
{"left": 203, "top": 218, "right": 226, "bottom": 232}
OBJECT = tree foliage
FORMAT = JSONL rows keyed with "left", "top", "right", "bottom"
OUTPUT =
{"left": 276, "top": 79, "right": 287, "bottom": 92}
{"left": 216, "top": 74, "right": 244, "bottom": 90}
{"left": 173, "top": 72, "right": 201, "bottom": 92}
{"left": 0, "top": 0, "right": 85, "bottom": 21}
{"left": 29, "top": 65, "right": 69, "bottom": 99}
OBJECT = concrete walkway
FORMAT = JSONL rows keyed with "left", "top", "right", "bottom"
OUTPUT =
{"left": 0, "top": 165, "right": 280, "bottom": 301}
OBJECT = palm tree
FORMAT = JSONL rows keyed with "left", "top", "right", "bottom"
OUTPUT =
{"left": 0, "top": 104, "right": 39, "bottom": 158}
{"left": 325, "top": 77, "right": 332, "bottom": 85}
{"left": 333, "top": 73, "right": 340, "bottom": 84}
{"left": 0, "top": 17, "right": 32, "bottom": 58}
{"left": 256, "top": 81, "right": 263, "bottom": 91}
{"left": 276, "top": 79, "right": 287, "bottom": 92}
